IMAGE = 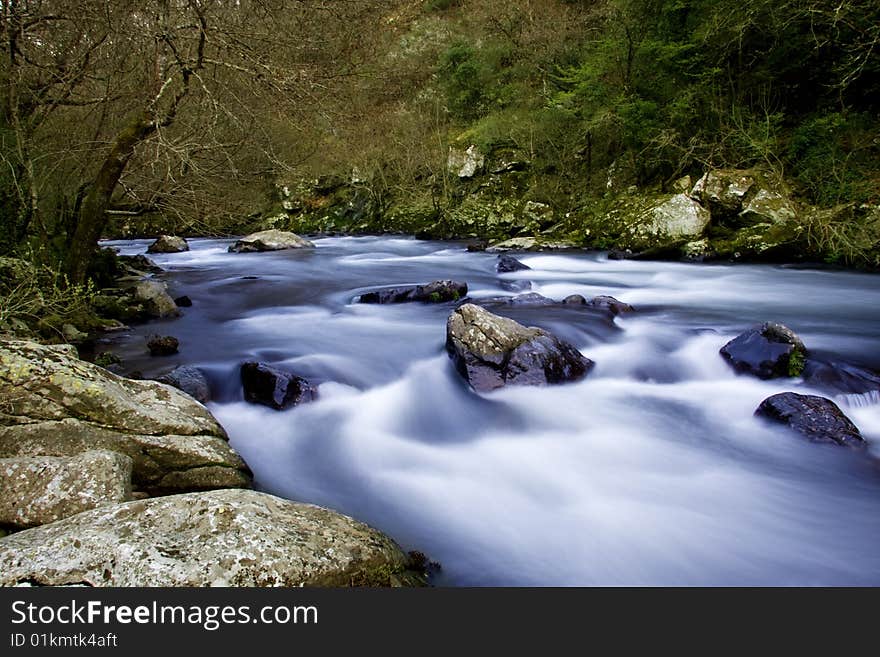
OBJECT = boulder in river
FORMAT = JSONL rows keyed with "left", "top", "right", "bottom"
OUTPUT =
{"left": 586, "top": 295, "right": 634, "bottom": 316}
{"left": 228, "top": 229, "right": 315, "bottom": 253}
{"left": 0, "top": 339, "right": 251, "bottom": 494}
{"left": 496, "top": 254, "right": 531, "bottom": 273}
{"left": 133, "top": 280, "right": 179, "bottom": 318}
{"left": 358, "top": 280, "right": 467, "bottom": 304}
{"left": 147, "top": 334, "right": 179, "bottom": 356}
{"left": 0, "top": 489, "right": 422, "bottom": 586}
{"left": 241, "top": 361, "right": 316, "bottom": 410}
{"left": 562, "top": 294, "right": 587, "bottom": 305}
{"left": 446, "top": 303, "right": 594, "bottom": 392}
{"left": 147, "top": 235, "right": 189, "bottom": 254}
{"left": 174, "top": 295, "right": 193, "bottom": 307}
{"left": 755, "top": 392, "right": 864, "bottom": 448}
{"left": 0, "top": 450, "right": 132, "bottom": 529}
{"left": 719, "top": 322, "right": 806, "bottom": 379}
{"left": 157, "top": 365, "right": 211, "bottom": 403}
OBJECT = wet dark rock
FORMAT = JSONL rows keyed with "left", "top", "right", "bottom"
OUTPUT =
{"left": 157, "top": 366, "right": 211, "bottom": 404}
{"left": 358, "top": 280, "right": 467, "bottom": 304}
{"left": 586, "top": 295, "right": 634, "bottom": 316}
{"left": 147, "top": 335, "right": 179, "bottom": 357}
{"left": 465, "top": 240, "right": 488, "bottom": 252}
{"left": 174, "top": 295, "right": 193, "bottom": 307}
{"left": 755, "top": 392, "right": 864, "bottom": 448}
{"left": 240, "top": 362, "right": 316, "bottom": 410}
{"left": 802, "top": 358, "right": 880, "bottom": 396}
{"left": 496, "top": 254, "right": 531, "bottom": 273}
{"left": 446, "top": 303, "right": 594, "bottom": 392}
{"left": 607, "top": 249, "right": 632, "bottom": 260}
{"left": 147, "top": 235, "right": 189, "bottom": 254}
{"left": 720, "top": 322, "right": 806, "bottom": 379}
{"left": 562, "top": 295, "right": 587, "bottom": 305}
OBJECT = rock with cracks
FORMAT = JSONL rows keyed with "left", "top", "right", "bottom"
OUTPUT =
{"left": 755, "top": 392, "right": 864, "bottom": 448}
{"left": 0, "top": 450, "right": 132, "bottom": 529}
{"left": 0, "top": 339, "right": 251, "bottom": 495}
{"left": 0, "top": 489, "right": 419, "bottom": 587}
{"left": 446, "top": 303, "right": 594, "bottom": 392}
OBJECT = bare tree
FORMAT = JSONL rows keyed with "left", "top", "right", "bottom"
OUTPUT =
{"left": 1, "top": 0, "right": 390, "bottom": 281}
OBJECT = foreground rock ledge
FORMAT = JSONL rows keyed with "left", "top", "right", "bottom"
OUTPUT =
{"left": 0, "top": 340, "right": 251, "bottom": 494}
{"left": 0, "top": 450, "right": 132, "bottom": 529}
{"left": 0, "top": 490, "right": 419, "bottom": 587}
{"left": 446, "top": 303, "right": 594, "bottom": 392}
{"left": 228, "top": 229, "right": 315, "bottom": 253}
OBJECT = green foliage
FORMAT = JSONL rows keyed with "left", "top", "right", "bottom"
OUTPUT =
{"left": 439, "top": 42, "right": 488, "bottom": 121}
{"left": 788, "top": 113, "right": 877, "bottom": 206}
{"left": 787, "top": 350, "right": 805, "bottom": 378}
{"left": 0, "top": 252, "right": 98, "bottom": 339}
{"left": 426, "top": 0, "right": 461, "bottom": 10}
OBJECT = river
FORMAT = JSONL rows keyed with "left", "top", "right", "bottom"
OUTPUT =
{"left": 101, "top": 236, "right": 880, "bottom": 585}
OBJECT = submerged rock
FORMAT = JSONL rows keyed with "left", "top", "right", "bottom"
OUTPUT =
{"left": 803, "top": 359, "right": 880, "bottom": 397}
{"left": 446, "top": 303, "right": 594, "bottom": 392}
{"left": 720, "top": 322, "right": 806, "bottom": 379}
{"left": 0, "top": 489, "right": 419, "bottom": 587}
{"left": 496, "top": 254, "right": 531, "bottom": 273}
{"left": 0, "top": 339, "right": 251, "bottom": 494}
{"left": 0, "top": 450, "right": 132, "bottom": 529}
{"left": 147, "top": 235, "right": 189, "bottom": 254}
{"left": 358, "top": 280, "right": 467, "bottom": 304}
{"left": 157, "top": 365, "right": 211, "bottom": 403}
{"left": 147, "top": 335, "right": 179, "bottom": 356}
{"left": 174, "top": 295, "right": 193, "bottom": 307}
{"left": 228, "top": 229, "right": 315, "bottom": 253}
{"left": 755, "top": 392, "right": 864, "bottom": 448}
{"left": 240, "top": 361, "right": 316, "bottom": 410}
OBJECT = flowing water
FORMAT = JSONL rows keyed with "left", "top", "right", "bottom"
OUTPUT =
{"left": 102, "top": 236, "right": 880, "bottom": 586}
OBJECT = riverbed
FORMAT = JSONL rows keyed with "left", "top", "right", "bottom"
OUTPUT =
{"left": 101, "top": 236, "right": 880, "bottom": 585}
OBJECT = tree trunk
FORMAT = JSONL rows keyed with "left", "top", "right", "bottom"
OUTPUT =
{"left": 67, "top": 113, "right": 156, "bottom": 284}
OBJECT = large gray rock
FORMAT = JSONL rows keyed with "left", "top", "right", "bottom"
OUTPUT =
{"left": 133, "top": 280, "right": 180, "bottom": 318}
{"left": 228, "top": 229, "right": 315, "bottom": 253}
{"left": 147, "top": 235, "right": 189, "bottom": 254}
{"left": 0, "top": 450, "right": 132, "bottom": 529}
{"left": 0, "top": 489, "right": 419, "bottom": 587}
{"left": 755, "top": 392, "right": 864, "bottom": 448}
{"left": 0, "top": 340, "right": 251, "bottom": 494}
{"left": 446, "top": 304, "right": 594, "bottom": 392}
{"left": 644, "top": 193, "right": 711, "bottom": 239}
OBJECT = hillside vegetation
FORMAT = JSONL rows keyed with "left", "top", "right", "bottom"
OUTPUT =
{"left": 2, "top": 0, "right": 879, "bottom": 290}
